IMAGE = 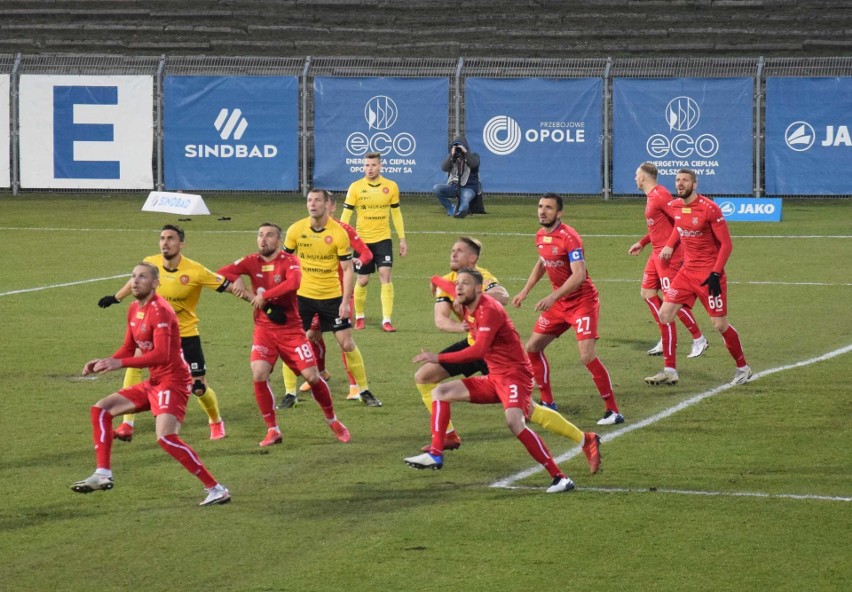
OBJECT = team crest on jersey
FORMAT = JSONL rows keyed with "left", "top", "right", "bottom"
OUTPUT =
{"left": 180, "top": 274, "right": 190, "bottom": 285}
{"left": 383, "top": 187, "right": 389, "bottom": 194}
{"left": 692, "top": 217, "right": 699, "bottom": 225}
{"left": 325, "top": 236, "right": 333, "bottom": 244}
{"left": 274, "top": 274, "right": 281, "bottom": 283}
{"left": 551, "top": 247, "right": 559, "bottom": 255}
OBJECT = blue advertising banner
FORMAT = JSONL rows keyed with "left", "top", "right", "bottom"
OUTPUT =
{"left": 613, "top": 78, "right": 753, "bottom": 195}
{"left": 313, "top": 77, "right": 448, "bottom": 191}
{"left": 465, "top": 78, "right": 602, "bottom": 194}
{"left": 714, "top": 198, "right": 782, "bottom": 222}
{"left": 765, "top": 77, "right": 852, "bottom": 195}
{"left": 164, "top": 76, "right": 298, "bottom": 190}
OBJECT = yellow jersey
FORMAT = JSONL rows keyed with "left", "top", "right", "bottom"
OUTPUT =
{"left": 341, "top": 175, "right": 402, "bottom": 243}
{"left": 142, "top": 254, "right": 229, "bottom": 337}
{"left": 283, "top": 217, "right": 352, "bottom": 300}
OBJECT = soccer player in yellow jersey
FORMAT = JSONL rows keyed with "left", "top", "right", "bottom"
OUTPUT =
{"left": 341, "top": 152, "right": 407, "bottom": 333}
{"left": 414, "top": 237, "right": 601, "bottom": 473}
{"left": 284, "top": 188, "right": 381, "bottom": 407}
{"left": 97, "top": 225, "right": 237, "bottom": 441}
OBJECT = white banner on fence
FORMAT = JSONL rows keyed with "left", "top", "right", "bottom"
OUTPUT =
{"left": 0, "top": 75, "right": 9, "bottom": 188}
{"left": 19, "top": 75, "right": 153, "bottom": 189}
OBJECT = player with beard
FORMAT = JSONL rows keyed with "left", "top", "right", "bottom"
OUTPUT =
{"left": 658, "top": 169, "right": 752, "bottom": 385}
{"left": 512, "top": 193, "right": 623, "bottom": 426}
{"left": 405, "top": 269, "right": 575, "bottom": 494}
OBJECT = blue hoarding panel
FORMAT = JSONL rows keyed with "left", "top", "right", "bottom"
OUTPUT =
{"left": 613, "top": 78, "right": 753, "bottom": 195}
{"left": 714, "top": 198, "right": 782, "bottom": 222}
{"left": 466, "top": 77, "right": 602, "bottom": 194}
{"left": 766, "top": 77, "right": 852, "bottom": 195}
{"left": 313, "top": 77, "right": 448, "bottom": 191}
{"left": 164, "top": 76, "right": 298, "bottom": 190}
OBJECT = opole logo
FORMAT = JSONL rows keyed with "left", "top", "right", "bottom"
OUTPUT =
{"left": 483, "top": 115, "right": 523, "bottom": 155}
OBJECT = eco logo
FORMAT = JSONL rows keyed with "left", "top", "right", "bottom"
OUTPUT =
{"left": 346, "top": 95, "right": 414, "bottom": 156}
{"left": 646, "top": 96, "right": 719, "bottom": 159}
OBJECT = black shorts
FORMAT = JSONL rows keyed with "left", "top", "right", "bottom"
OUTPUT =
{"left": 298, "top": 296, "right": 352, "bottom": 332}
{"left": 439, "top": 339, "right": 489, "bottom": 378}
{"left": 358, "top": 239, "right": 393, "bottom": 275}
{"left": 180, "top": 335, "right": 207, "bottom": 378}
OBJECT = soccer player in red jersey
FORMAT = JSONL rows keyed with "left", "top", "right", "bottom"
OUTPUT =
{"left": 72, "top": 263, "right": 230, "bottom": 506}
{"left": 629, "top": 162, "right": 708, "bottom": 386}
{"left": 405, "top": 269, "right": 575, "bottom": 493}
{"left": 513, "top": 193, "right": 623, "bottom": 426}
{"left": 279, "top": 193, "right": 374, "bottom": 408}
{"left": 217, "top": 223, "right": 350, "bottom": 447}
{"left": 658, "top": 169, "right": 752, "bottom": 385}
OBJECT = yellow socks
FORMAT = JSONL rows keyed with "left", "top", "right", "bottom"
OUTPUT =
{"left": 195, "top": 385, "right": 221, "bottom": 424}
{"left": 121, "top": 367, "right": 143, "bottom": 425}
{"left": 344, "top": 346, "right": 368, "bottom": 390}
{"left": 354, "top": 283, "right": 367, "bottom": 319}
{"left": 530, "top": 404, "right": 583, "bottom": 443}
{"left": 380, "top": 282, "right": 394, "bottom": 321}
{"left": 282, "top": 365, "right": 298, "bottom": 394}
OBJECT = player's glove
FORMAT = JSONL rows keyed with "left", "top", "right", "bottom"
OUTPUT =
{"left": 264, "top": 303, "right": 287, "bottom": 325}
{"left": 700, "top": 272, "right": 722, "bottom": 298}
{"left": 98, "top": 295, "right": 121, "bottom": 308}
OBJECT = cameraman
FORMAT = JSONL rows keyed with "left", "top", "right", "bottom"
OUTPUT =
{"left": 433, "top": 135, "right": 481, "bottom": 218}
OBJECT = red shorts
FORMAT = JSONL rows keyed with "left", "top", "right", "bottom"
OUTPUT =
{"left": 251, "top": 326, "right": 317, "bottom": 373}
{"left": 463, "top": 372, "right": 534, "bottom": 413}
{"left": 664, "top": 269, "right": 728, "bottom": 317}
{"left": 641, "top": 252, "right": 684, "bottom": 291}
{"left": 119, "top": 380, "right": 190, "bottom": 421}
{"left": 533, "top": 298, "right": 600, "bottom": 341}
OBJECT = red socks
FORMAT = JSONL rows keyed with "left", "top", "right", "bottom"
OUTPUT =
{"left": 158, "top": 433, "right": 217, "bottom": 488}
{"left": 645, "top": 296, "right": 677, "bottom": 369}
{"left": 722, "top": 325, "right": 747, "bottom": 367}
{"left": 309, "top": 377, "right": 335, "bottom": 420}
{"left": 586, "top": 357, "right": 619, "bottom": 413}
{"left": 91, "top": 406, "right": 113, "bottom": 470}
{"left": 516, "top": 427, "right": 561, "bottom": 479}
{"left": 429, "top": 400, "right": 451, "bottom": 455}
{"left": 253, "top": 381, "right": 278, "bottom": 428}
{"left": 528, "top": 351, "right": 554, "bottom": 404}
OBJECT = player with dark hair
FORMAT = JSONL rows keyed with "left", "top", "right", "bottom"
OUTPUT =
{"left": 218, "top": 223, "right": 350, "bottom": 446}
{"left": 280, "top": 191, "right": 374, "bottom": 407}
{"left": 405, "top": 268, "right": 575, "bottom": 493}
{"left": 74, "top": 262, "right": 230, "bottom": 506}
{"left": 341, "top": 152, "right": 407, "bottom": 333}
{"left": 284, "top": 189, "right": 381, "bottom": 407}
{"left": 658, "top": 169, "right": 752, "bottom": 385}
{"left": 513, "top": 193, "right": 624, "bottom": 426}
{"left": 97, "top": 225, "right": 236, "bottom": 442}
{"left": 629, "top": 162, "right": 708, "bottom": 386}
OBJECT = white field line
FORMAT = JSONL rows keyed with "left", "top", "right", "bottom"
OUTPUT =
{"left": 0, "top": 275, "right": 127, "bottom": 297}
{"left": 491, "top": 343, "right": 852, "bottom": 502}
{"left": 4, "top": 274, "right": 850, "bottom": 299}
{"left": 501, "top": 485, "right": 852, "bottom": 503}
{"left": 2, "top": 226, "right": 851, "bottom": 240}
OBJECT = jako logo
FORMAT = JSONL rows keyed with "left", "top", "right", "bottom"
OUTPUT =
{"left": 184, "top": 108, "right": 277, "bottom": 159}
{"left": 719, "top": 201, "right": 736, "bottom": 216}
{"left": 346, "top": 95, "right": 415, "bottom": 156}
{"left": 647, "top": 96, "right": 719, "bottom": 158}
{"left": 483, "top": 115, "right": 522, "bottom": 155}
{"left": 482, "top": 115, "right": 586, "bottom": 156}
{"left": 784, "top": 121, "right": 815, "bottom": 152}
{"left": 214, "top": 108, "right": 248, "bottom": 140}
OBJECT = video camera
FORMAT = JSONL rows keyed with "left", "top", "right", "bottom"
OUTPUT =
{"left": 451, "top": 141, "right": 463, "bottom": 161}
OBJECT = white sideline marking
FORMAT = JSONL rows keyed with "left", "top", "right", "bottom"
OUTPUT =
{"left": 0, "top": 275, "right": 126, "bottom": 297}
{"left": 491, "top": 343, "right": 852, "bottom": 499}
{"left": 500, "top": 485, "right": 851, "bottom": 503}
{"left": 2, "top": 226, "right": 851, "bottom": 240}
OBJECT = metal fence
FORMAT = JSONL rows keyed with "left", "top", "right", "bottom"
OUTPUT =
{"left": 3, "top": 54, "right": 851, "bottom": 197}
